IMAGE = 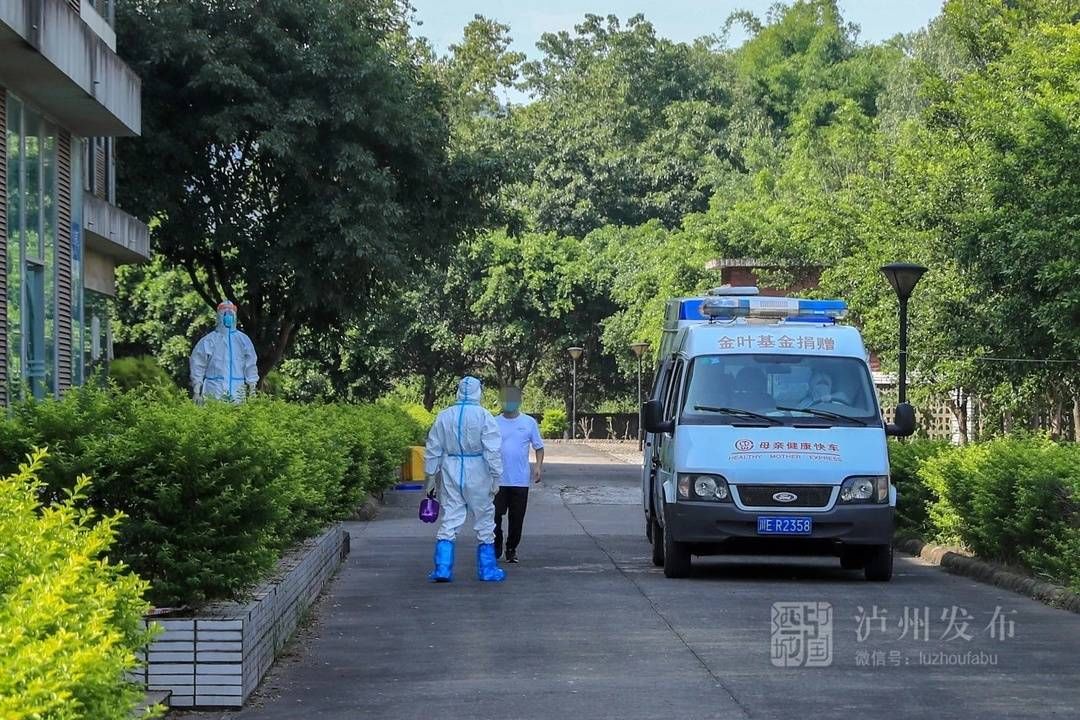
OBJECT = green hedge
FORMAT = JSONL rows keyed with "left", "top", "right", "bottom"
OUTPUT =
{"left": 889, "top": 437, "right": 1080, "bottom": 592}
{"left": 108, "top": 356, "right": 174, "bottom": 392}
{"left": 888, "top": 439, "right": 949, "bottom": 536}
{"left": 539, "top": 408, "right": 567, "bottom": 439}
{"left": 0, "top": 386, "right": 425, "bottom": 608}
{"left": 0, "top": 452, "right": 159, "bottom": 719}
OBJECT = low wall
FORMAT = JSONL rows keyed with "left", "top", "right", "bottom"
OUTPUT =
{"left": 529, "top": 412, "right": 641, "bottom": 440}
{"left": 135, "top": 524, "right": 350, "bottom": 708}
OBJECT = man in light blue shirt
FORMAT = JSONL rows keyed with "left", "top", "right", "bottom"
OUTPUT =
{"left": 494, "top": 386, "right": 545, "bottom": 563}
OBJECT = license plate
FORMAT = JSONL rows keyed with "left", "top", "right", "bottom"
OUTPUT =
{"left": 757, "top": 516, "right": 813, "bottom": 535}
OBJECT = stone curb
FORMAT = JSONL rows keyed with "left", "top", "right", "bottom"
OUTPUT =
{"left": 896, "top": 538, "right": 1080, "bottom": 614}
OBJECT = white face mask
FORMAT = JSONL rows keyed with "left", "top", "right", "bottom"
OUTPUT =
{"left": 811, "top": 381, "right": 831, "bottom": 400}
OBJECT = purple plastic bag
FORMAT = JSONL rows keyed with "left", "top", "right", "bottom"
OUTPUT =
{"left": 419, "top": 496, "right": 440, "bottom": 523}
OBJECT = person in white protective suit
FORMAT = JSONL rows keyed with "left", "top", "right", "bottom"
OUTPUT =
{"left": 423, "top": 376, "right": 506, "bottom": 582}
{"left": 189, "top": 300, "right": 259, "bottom": 403}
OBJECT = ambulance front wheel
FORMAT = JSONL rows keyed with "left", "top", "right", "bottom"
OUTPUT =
{"left": 663, "top": 526, "right": 692, "bottom": 578}
{"left": 864, "top": 544, "right": 893, "bottom": 582}
{"left": 650, "top": 516, "right": 665, "bottom": 567}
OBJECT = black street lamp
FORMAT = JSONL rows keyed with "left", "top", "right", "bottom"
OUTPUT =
{"left": 630, "top": 342, "right": 650, "bottom": 450}
{"left": 880, "top": 263, "right": 927, "bottom": 406}
{"left": 568, "top": 347, "right": 584, "bottom": 440}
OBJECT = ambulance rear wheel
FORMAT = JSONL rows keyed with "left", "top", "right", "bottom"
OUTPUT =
{"left": 663, "top": 527, "right": 691, "bottom": 578}
{"left": 650, "top": 517, "right": 665, "bottom": 567}
{"left": 864, "top": 544, "right": 893, "bottom": 582}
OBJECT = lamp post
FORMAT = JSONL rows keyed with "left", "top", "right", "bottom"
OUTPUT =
{"left": 630, "top": 342, "right": 650, "bottom": 450}
{"left": 568, "top": 347, "right": 584, "bottom": 440}
{"left": 880, "top": 263, "right": 928, "bottom": 405}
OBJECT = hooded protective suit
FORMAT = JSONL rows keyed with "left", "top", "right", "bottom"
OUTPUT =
{"left": 423, "top": 376, "right": 505, "bottom": 582}
{"left": 190, "top": 301, "right": 259, "bottom": 403}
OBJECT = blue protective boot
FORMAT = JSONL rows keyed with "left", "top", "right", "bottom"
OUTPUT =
{"left": 476, "top": 542, "right": 506, "bottom": 582}
{"left": 429, "top": 540, "right": 454, "bottom": 582}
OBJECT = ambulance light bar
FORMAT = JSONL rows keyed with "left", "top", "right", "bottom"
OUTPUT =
{"left": 701, "top": 297, "right": 847, "bottom": 320}
{"left": 706, "top": 286, "right": 760, "bottom": 296}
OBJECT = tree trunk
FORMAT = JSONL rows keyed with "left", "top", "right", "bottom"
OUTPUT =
{"left": 973, "top": 396, "right": 983, "bottom": 442}
{"left": 1049, "top": 390, "right": 1064, "bottom": 440}
{"left": 254, "top": 320, "right": 296, "bottom": 386}
{"left": 1073, "top": 396, "right": 1080, "bottom": 443}
{"left": 423, "top": 375, "right": 437, "bottom": 412}
{"left": 946, "top": 388, "right": 969, "bottom": 445}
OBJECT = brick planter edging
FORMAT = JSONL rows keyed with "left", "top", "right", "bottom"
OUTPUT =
{"left": 896, "top": 538, "right": 1080, "bottom": 614}
{"left": 137, "top": 524, "right": 350, "bottom": 708}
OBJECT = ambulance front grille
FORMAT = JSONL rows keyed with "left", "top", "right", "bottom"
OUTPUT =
{"left": 737, "top": 485, "right": 832, "bottom": 508}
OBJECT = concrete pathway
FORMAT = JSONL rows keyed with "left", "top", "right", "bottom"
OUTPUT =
{"left": 179, "top": 444, "right": 1080, "bottom": 719}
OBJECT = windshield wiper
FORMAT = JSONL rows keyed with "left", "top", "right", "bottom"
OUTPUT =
{"left": 693, "top": 405, "right": 782, "bottom": 425}
{"left": 774, "top": 405, "right": 869, "bottom": 426}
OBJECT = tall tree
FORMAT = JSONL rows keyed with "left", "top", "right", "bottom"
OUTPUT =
{"left": 116, "top": 0, "right": 492, "bottom": 378}
{"left": 511, "top": 14, "right": 740, "bottom": 236}
{"left": 112, "top": 258, "right": 211, "bottom": 385}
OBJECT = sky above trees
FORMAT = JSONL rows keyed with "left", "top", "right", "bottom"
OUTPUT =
{"left": 410, "top": 0, "right": 945, "bottom": 102}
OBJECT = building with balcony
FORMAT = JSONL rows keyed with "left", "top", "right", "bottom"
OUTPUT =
{"left": 0, "top": 0, "right": 148, "bottom": 405}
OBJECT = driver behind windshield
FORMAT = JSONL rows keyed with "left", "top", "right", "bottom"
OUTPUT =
{"left": 801, "top": 371, "right": 833, "bottom": 407}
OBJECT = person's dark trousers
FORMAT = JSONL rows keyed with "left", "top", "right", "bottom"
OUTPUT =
{"left": 494, "top": 486, "right": 530, "bottom": 558}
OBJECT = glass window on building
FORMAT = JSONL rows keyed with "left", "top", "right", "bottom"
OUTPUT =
{"left": 84, "top": 290, "right": 113, "bottom": 383}
{"left": 25, "top": 264, "right": 46, "bottom": 398}
{"left": 5, "top": 93, "right": 60, "bottom": 403}
{"left": 5, "top": 95, "right": 22, "bottom": 402}
{"left": 71, "top": 137, "right": 85, "bottom": 387}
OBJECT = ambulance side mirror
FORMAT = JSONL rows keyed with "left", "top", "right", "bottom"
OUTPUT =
{"left": 643, "top": 399, "right": 674, "bottom": 435}
{"left": 886, "top": 402, "right": 916, "bottom": 437}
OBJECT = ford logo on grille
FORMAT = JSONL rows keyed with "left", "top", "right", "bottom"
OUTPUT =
{"left": 773, "top": 491, "right": 798, "bottom": 503}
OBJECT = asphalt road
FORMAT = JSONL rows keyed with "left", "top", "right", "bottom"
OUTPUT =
{"left": 186, "top": 443, "right": 1080, "bottom": 720}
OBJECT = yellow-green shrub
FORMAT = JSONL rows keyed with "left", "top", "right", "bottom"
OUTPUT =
{"left": 539, "top": 408, "right": 567, "bottom": 439}
{"left": 0, "top": 452, "right": 159, "bottom": 719}
{"left": 399, "top": 403, "right": 436, "bottom": 434}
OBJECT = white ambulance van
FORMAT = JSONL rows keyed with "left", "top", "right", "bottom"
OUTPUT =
{"left": 641, "top": 288, "right": 915, "bottom": 580}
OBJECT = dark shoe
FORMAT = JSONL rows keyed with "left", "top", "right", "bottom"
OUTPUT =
{"left": 506, "top": 549, "right": 518, "bottom": 564}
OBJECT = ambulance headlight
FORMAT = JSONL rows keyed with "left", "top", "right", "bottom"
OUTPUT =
{"left": 840, "top": 476, "right": 889, "bottom": 504}
{"left": 679, "top": 474, "right": 731, "bottom": 502}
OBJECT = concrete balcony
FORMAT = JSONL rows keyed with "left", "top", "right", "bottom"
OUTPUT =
{"left": 80, "top": 0, "right": 116, "bottom": 51}
{"left": 0, "top": 0, "right": 140, "bottom": 136}
{"left": 84, "top": 192, "right": 149, "bottom": 264}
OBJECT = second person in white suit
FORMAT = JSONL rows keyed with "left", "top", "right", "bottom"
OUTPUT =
{"left": 423, "top": 376, "right": 506, "bottom": 582}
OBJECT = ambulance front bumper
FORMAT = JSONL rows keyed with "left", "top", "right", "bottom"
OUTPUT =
{"left": 663, "top": 501, "right": 893, "bottom": 547}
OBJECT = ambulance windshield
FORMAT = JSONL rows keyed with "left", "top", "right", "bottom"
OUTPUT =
{"left": 680, "top": 354, "right": 881, "bottom": 427}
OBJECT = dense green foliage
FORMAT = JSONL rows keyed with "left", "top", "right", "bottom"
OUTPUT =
{"left": 0, "top": 388, "right": 425, "bottom": 607}
{"left": 107, "top": 356, "right": 173, "bottom": 392}
{"left": 116, "top": 0, "right": 1079, "bottom": 436}
{"left": 116, "top": 0, "right": 500, "bottom": 378}
{"left": 888, "top": 439, "right": 950, "bottom": 535}
{"left": 0, "top": 453, "right": 159, "bottom": 719}
{"left": 889, "top": 437, "right": 1080, "bottom": 591}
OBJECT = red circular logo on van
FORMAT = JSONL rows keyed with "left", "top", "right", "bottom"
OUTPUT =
{"left": 735, "top": 439, "right": 754, "bottom": 452}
